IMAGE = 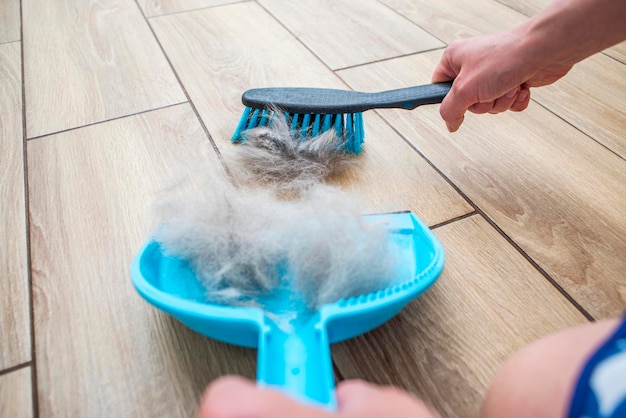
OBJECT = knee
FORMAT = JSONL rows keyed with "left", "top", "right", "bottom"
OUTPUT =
{"left": 480, "top": 319, "right": 620, "bottom": 418}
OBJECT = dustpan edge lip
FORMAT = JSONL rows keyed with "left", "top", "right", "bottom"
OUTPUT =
{"left": 130, "top": 238, "right": 264, "bottom": 323}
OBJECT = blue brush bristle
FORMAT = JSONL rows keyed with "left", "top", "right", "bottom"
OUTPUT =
{"left": 232, "top": 107, "right": 364, "bottom": 154}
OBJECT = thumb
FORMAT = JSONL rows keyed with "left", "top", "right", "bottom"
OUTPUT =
{"left": 432, "top": 53, "right": 468, "bottom": 132}
{"left": 431, "top": 59, "right": 456, "bottom": 84}
{"left": 438, "top": 81, "right": 474, "bottom": 133}
{"left": 431, "top": 50, "right": 457, "bottom": 84}
{"left": 199, "top": 376, "right": 335, "bottom": 418}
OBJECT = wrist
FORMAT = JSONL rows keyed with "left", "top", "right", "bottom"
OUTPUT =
{"left": 513, "top": 0, "right": 626, "bottom": 70}
{"left": 511, "top": 15, "right": 576, "bottom": 73}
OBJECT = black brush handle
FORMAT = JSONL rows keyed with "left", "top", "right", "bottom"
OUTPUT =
{"left": 242, "top": 82, "right": 453, "bottom": 114}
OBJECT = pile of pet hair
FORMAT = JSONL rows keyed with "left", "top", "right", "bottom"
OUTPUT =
{"left": 232, "top": 113, "right": 354, "bottom": 191}
{"left": 153, "top": 114, "right": 397, "bottom": 314}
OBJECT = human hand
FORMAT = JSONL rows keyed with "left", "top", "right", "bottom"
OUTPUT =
{"left": 432, "top": 29, "right": 573, "bottom": 132}
{"left": 198, "top": 375, "right": 439, "bottom": 418}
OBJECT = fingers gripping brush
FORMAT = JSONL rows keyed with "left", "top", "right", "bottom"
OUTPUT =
{"left": 232, "top": 82, "right": 452, "bottom": 154}
{"left": 131, "top": 211, "right": 444, "bottom": 409}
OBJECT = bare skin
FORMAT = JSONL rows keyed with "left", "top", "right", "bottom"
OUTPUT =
{"left": 432, "top": 0, "right": 626, "bottom": 132}
{"left": 197, "top": 320, "right": 621, "bottom": 418}
{"left": 198, "top": 377, "right": 439, "bottom": 418}
{"left": 481, "top": 318, "right": 621, "bottom": 418}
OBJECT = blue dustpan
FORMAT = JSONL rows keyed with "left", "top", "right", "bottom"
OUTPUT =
{"left": 131, "top": 211, "right": 444, "bottom": 409}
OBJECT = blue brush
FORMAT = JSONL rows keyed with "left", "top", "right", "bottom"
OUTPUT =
{"left": 131, "top": 211, "right": 444, "bottom": 409}
{"left": 232, "top": 82, "right": 452, "bottom": 154}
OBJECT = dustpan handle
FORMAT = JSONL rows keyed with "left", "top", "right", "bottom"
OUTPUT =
{"left": 256, "top": 319, "right": 336, "bottom": 410}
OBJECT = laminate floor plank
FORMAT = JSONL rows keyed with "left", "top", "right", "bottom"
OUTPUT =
{"left": 380, "top": 0, "right": 527, "bottom": 40}
{"left": 150, "top": 2, "right": 348, "bottom": 148}
{"left": 531, "top": 52, "right": 626, "bottom": 158}
{"left": 150, "top": 2, "right": 472, "bottom": 225}
{"left": 333, "top": 215, "right": 587, "bottom": 418}
{"left": 327, "top": 111, "right": 473, "bottom": 221}
{"left": 496, "top": 0, "right": 549, "bottom": 17}
{"left": 606, "top": 41, "right": 626, "bottom": 64}
{"left": 0, "top": 0, "right": 20, "bottom": 43}
{"left": 138, "top": 0, "right": 243, "bottom": 17}
{"left": 28, "top": 105, "right": 256, "bottom": 418}
{"left": 22, "top": 0, "right": 186, "bottom": 139}
{"left": 0, "top": 42, "right": 30, "bottom": 370}
{"left": 338, "top": 51, "right": 626, "bottom": 319}
{"left": 258, "top": 0, "right": 445, "bottom": 70}
{"left": 0, "top": 367, "right": 33, "bottom": 418}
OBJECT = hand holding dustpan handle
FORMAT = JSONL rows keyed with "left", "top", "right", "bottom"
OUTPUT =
{"left": 256, "top": 319, "right": 337, "bottom": 410}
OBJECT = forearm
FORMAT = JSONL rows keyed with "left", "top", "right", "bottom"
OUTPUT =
{"left": 431, "top": 0, "right": 626, "bottom": 131}
{"left": 516, "top": 0, "right": 626, "bottom": 70}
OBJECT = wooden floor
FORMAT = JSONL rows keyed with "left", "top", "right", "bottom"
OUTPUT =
{"left": 1, "top": 0, "right": 625, "bottom": 417}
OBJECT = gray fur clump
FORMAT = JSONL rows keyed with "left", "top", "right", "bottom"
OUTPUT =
{"left": 153, "top": 113, "right": 395, "bottom": 315}
{"left": 233, "top": 112, "right": 355, "bottom": 190}
{"left": 152, "top": 171, "right": 396, "bottom": 312}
